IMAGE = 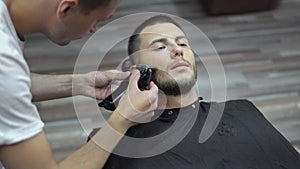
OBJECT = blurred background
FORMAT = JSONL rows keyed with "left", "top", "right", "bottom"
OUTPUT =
{"left": 24, "top": 0, "right": 300, "bottom": 162}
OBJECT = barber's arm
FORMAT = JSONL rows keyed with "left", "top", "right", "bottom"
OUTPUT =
{"left": 30, "top": 70, "right": 130, "bottom": 102}
{"left": 0, "top": 70, "right": 158, "bottom": 169}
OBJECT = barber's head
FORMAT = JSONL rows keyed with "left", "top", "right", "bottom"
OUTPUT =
{"left": 128, "top": 15, "right": 197, "bottom": 96}
{"left": 46, "top": 0, "right": 120, "bottom": 46}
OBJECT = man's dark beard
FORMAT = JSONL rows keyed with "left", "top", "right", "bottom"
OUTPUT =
{"left": 152, "top": 66, "right": 197, "bottom": 96}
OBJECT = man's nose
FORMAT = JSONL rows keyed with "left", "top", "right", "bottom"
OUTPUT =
{"left": 89, "top": 24, "right": 97, "bottom": 33}
{"left": 171, "top": 45, "right": 183, "bottom": 58}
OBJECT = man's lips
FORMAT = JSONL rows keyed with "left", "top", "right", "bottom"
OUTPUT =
{"left": 170, "top": 62, "right": 190, "bottom": 70}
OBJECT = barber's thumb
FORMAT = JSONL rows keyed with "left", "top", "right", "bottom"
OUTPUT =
{"left": 129, "top": 69, "right": 140, "bottom": 83}
{"left": 148, "top": 81, "right": 158, "bottom": 91}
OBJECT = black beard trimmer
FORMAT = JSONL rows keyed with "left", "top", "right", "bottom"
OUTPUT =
{"left": 98, "top": 64, "right": 156, "bottom": 111}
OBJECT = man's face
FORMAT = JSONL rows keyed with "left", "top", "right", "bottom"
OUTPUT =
{"left": 137, "top": 23, "right": 197, "bottom": 95}
{"left": 48, "top": 0, "right": 120, "bottom": 45}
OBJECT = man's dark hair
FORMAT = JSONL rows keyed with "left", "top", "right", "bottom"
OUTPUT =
{"left": 79, "top": 0, "right": 113, "bottom": 13}
{"left": 128, "top": 15, "right": 184, "bottom": 64}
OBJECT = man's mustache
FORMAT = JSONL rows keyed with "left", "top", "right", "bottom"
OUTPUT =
{"left": 168, "top": 58, "right": 192, "bottom": 70}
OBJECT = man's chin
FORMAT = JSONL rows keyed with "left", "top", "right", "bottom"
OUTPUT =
{"left": 171, "top": 71, "right": 194, "bottom": 81}
{"left": 56, "top": 40, "right": 70, "bottom": 46}
{"left": 56, "top": 37, "right": 82, "bottom": 46}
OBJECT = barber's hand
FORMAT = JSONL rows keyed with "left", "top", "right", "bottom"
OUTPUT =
{"left": 111, "top": 69, "right": 158, "bottom": 127}
{"left": 73, "top": 70, "right": 130, "bottom": 100}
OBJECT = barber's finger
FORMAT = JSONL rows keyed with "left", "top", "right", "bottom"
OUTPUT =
{"left": 147, "top": 82, "right": 158, "bottom": 106}
{"left": 148, "top": 81, "right": 158, "bottom": 91}
{"left": 108, "top": 71, "right": 130, "bottom": 80}
{"left": 128, "top": 70, "right": 140, "bottom": 91}
{"left": 128, "top": 69, "right": 140, "bottom": 88}
{"left": 129, "top": 65, "right": 137, "bottom": 72}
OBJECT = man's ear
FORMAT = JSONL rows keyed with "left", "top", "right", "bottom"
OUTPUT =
{"left": 121, "top": 58, "right": 132, "bottom": 72}
{"left": 56, "top": 0, "right": 79, "bottom": 19}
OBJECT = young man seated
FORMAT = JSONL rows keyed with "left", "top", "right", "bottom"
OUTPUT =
{"left": 90, "top": 15, "right": 300, "bottom": 169}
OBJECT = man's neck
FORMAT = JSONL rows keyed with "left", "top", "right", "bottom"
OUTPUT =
{"left": 4, "top": 0, "right": 50, "bottom": 36}
{"left": 157, "top": 86, "right": 199, "bottom": 110}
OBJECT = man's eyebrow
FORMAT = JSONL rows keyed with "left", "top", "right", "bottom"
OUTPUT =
{"left": 149, "top": 38, "right": 167, "bottom": 47}
{"left": 149, "top": 36, "right": 187, "bottom": 47}
{"left": 175, "top": 36, "right": 187, "bottom": 41}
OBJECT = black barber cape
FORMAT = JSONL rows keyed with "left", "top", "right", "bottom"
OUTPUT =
{"left": 89, "top": 100, "right": 300, "bottom": 169}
